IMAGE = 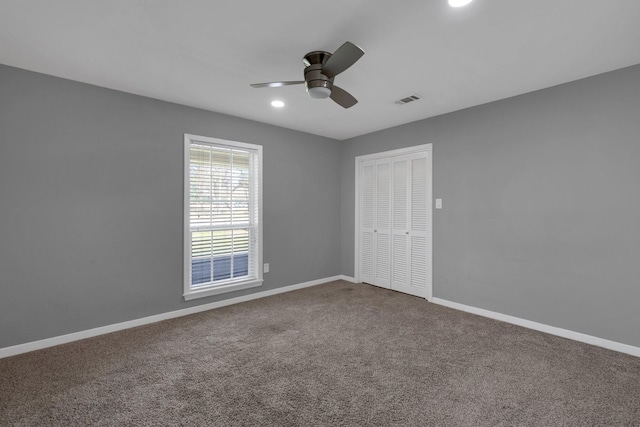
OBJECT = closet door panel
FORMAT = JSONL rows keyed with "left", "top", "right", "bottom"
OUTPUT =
{"left": 376, "top": 233, "right": 391, "bottom": 288}
{"left": 392, "top": 158, "right": 408, "bottom": 231}
{"left": 374, "top": 160, "right": 391, "bottom": 288}
{"left": 408, "top": 155, "right": 428, "bottom": 292}
{"left": 411, "top": 156, "right": 428, "bottom": 233}
{"left": 361, "top": 231, "right": 375, "bottom": 283}
{"left": 360, "top": 161, "right": 375, "bottom": 285}
{"left": 410, "top": 236, "right": 427, "bottom": 290}
{"left": 392, "top": 234, "right": 408, "bottom": 288}
{"left": 391, "top": 156, "right": 410, "bottom": 292}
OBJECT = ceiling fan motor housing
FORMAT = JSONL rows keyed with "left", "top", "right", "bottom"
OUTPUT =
{"left": 303, "top": 52, "right": 333, "bottom": 99}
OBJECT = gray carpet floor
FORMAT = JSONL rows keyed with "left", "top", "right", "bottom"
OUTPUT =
{"left": 1, "top": 280, "right": 639, "bottom": 426}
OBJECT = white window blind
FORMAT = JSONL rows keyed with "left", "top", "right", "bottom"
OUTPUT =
{"left": 184, "top": 134, "right": 263, "bottom": 300}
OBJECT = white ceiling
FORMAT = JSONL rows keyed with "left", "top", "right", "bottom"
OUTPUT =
{"left": 1, "top": 0, "right": 639, "bottom": 140}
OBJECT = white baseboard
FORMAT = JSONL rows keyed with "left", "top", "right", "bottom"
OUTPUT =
{"left": 0, "top": 275, "right": 346, "bottom": 359}
{"left": 431, "top": 297, "right": 640, "bottom": 358}
{"left": 13, "top": 279, "right": 630, "bottom": 360}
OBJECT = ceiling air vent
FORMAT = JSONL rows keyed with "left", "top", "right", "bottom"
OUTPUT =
{"left": 395, "top": 94, "right": 421, "bottom": 105}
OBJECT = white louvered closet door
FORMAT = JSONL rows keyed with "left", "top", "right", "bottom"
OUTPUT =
{"left": 359, "top": 160, "right": 376, "bottom": 285}
{"left": 390, "top": 153, "right": 428, "bottom": 297}
{"left": 408, "top": 154, "right": 429, "bottom": 296}
{"left": 359, "top": 150, "right": 430, "bottom": 298}
{"left": 374, "top": 159, "right": 392, "bottom": 288}
{"left": 391, "top": 155, "right": 411, "bottom": 295}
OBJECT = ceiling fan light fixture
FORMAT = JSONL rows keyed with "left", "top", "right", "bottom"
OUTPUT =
{"left": 307, "top": 86, "right": 332, "bottom": 99}
{"left": 448, "top": 0, "right": 473, "bottom": 7}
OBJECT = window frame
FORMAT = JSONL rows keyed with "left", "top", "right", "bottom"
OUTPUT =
{"left": 183, "top": 134, "right": 263, "bottom": 300}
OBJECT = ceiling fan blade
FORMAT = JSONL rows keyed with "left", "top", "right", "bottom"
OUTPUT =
{"left": 322, "top": 41, "right": 365, "bottom": 78}
{"left": 330, "top": 85, "right": 358, "bottom": 109}
{"left": 250, "top": 81, "right": 305, "bottom": 88}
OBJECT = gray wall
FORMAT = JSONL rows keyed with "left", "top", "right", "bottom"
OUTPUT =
{"left": 3, "top": 62, "right": 640, "bottom": 351}
{"left": 340, "top": 64, "right": 640, "bottom": 348}
{"left": 0, "top": 65, "right": 342, "bottom": 348}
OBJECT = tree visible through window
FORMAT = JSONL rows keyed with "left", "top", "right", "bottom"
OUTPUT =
{"left": 184, "top": 134, "right": 262, "bottom": 300}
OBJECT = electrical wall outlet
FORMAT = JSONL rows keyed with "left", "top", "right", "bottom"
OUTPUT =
{"left": 435, "top": 198, "right": 443, "bottom": 209}
{"left": 264, "top": 263, "right": 269, "bottom": 273}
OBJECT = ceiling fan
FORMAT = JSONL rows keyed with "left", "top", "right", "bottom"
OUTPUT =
{"left": 250, "top": 41, "right": 365, "bottom": 109}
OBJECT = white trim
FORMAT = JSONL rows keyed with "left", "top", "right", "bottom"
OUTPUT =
{"left": 354, "top": 156, "right": 360, "bottom": 283}
{"left": 183, "top": 135, "right": 191, "bottom": 299}
{"left": 7, "top": 279, "right": 636, "bottom": 360}
{"left": 424, "top": 148, "right": 433, "bottom": 301}
{"left": 355, "top": 144, "right": 433, "bottom": 162}
{"left": 183, "top": 279, "right": 263, "bottom": 300}
{"left": 431, "top": 297, "right": 640, "bottom": 358}
{"left": 0, "top": 276, "right": 344, "bottom": 359}
{"left": 354, "top": 144, "right": 433, "bottom": 299}
{"left": 185, "top": 133, "right": 264, "bottom": 152}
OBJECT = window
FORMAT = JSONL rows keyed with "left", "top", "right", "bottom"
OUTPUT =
{"left": 183, "top": 134, "right": 263, "bottom": 300}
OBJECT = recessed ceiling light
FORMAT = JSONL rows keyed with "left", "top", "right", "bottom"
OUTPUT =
{"left": 449, "top": 0, "right": 473, "bottom": 7}
{"left": 271, "top": 100, "right": 285, "bottom": 108}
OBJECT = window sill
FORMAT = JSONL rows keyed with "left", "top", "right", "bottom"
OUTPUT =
{"left": 183, "top": 279, "right": 263, "bottom": 301}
